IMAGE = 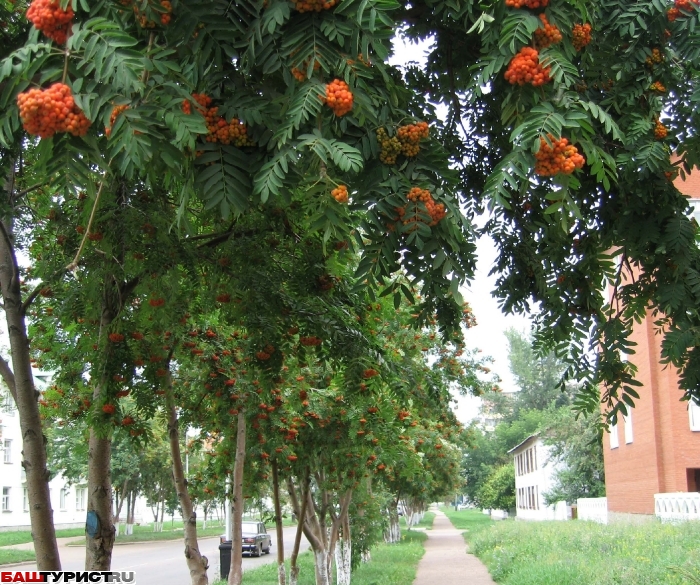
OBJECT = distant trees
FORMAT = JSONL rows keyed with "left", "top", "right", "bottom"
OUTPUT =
{"left": 462, "top": 328, "right": 604, "bottom": 508}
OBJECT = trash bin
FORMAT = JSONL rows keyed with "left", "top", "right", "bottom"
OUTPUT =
{"left": 219, "top": 540, "right": 232, "bottom": 580}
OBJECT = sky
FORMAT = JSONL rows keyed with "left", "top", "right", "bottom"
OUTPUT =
{"left": 389, "top": 36, "right": 532, "bottom": 424}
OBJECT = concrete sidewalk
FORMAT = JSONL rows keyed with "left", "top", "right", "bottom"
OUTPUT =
{"left": 413, "top": 509, "right": 496, "bottom": 585}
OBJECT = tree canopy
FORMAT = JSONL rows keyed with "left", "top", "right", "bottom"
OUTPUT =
{"left": 3, "top": 0, "right": 700, "bottom": 423}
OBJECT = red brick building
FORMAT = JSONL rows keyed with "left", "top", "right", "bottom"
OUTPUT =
{"left": 602, "top": 172, "right": 700, "bottom": 516}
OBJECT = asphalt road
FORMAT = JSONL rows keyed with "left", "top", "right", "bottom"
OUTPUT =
{"left": 9, "top": 527, "right": 309, "bottom": 584}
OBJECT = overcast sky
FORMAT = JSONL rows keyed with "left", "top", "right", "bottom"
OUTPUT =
{"left": 389, "top": 36, "right": 532, "bottom": 424}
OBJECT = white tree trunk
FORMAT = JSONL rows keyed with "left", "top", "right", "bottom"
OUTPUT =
{"left": 313, "top": 549, "right": 332, "bottom": 585}
{"left": 335, "top": 537, "right": 352, "bottom": 585}
{"left": 114, "top": 522, "right": 120, "bottom": 537}
{"left": 361, "top": 550, "right": 371, "bottom": 563}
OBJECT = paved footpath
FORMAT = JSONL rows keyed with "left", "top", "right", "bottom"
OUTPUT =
{"left": 413, "top": 509, "right": 496, "bottom": 585}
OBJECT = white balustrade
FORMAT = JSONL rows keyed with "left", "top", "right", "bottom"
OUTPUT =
{"left": 654, "top": 492, "right": 700, "bottom": 523}
{"left": 577, "top": 497, "right": 608, "bottom": 524}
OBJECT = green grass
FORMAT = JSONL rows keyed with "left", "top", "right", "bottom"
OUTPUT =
{"left": 441, "top": 507, "right": 700, "bottom": 585}
{"left": 211, "top": 530, "right": 427, "bottom": 585}
{"left": 0, "top": 527, "right": 84, "bottom": 547}
{"left": 441, "top": 506, "right": 494, "bottom": 533}
{"left": 0, "top": 549, "right": 36, "bottom": 566}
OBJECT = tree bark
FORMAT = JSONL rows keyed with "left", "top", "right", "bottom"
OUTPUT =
{"left": 335, "top": 512, "right": 351, "bottom": 585}
{"left": 288, "top": 475, "right": 310, "bottom": 585}
{"left": 0, "top": 217, "right": 60, "bottom": 570}
{"left": 271, "top": 461, "right": 286, "bottom": 585}
{"left": 166, "top": 368, "right": 209, "bottom": 585}
{"left": 227, "top": 410, "right": 246, "bottom": 585}
{"left": 86, "top": 421, "right": 115, "bottom": 569}
{"left": 384, "top": 500, "right": 400, "bottom": 544}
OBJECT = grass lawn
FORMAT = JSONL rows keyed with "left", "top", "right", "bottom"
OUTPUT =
{"left": 441, "top": 507, "right": 700, "bottom": 585}
{"left": 0, "top": 549, "right": 36, "bottom": 566}
{"left": 0, "top": 527, "right": 84, "bottom": 547}
{"left": 211, "top": 530, "right": 427, "bottom": 585}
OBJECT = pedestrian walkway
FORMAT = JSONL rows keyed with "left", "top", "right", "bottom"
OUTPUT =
{"left": 413, "top": 509, "right": 496, "bottom": 585}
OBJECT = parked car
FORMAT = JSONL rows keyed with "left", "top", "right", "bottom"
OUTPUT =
{"left": 219, "top": 521, "right": 272, "bottom": 557}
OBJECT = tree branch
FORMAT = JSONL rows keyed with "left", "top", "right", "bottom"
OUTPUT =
{"left": 0, "top": 352, "right": 17, "bottom": 404}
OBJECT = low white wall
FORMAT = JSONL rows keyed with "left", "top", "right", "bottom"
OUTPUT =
{"left": 577, "top": 497, "right": 608, "bottom": 524}
{"left": 655, "top": 492, "right": 700, "bottom": 523}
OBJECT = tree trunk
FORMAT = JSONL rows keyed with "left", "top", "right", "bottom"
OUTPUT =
{"left": 114, "top": 478, "right": 129, "bottom": 537}
{"left": 271, "top": 461, "right": 286, "bottom": 585}
{"left": 288, "top": 475, "right": 310, "bottom": 585}
{"left": 166, "top": 369, "right": 209, "bottom": 585}
{"left": 124, "top": 492, "right": 131, "bottom": 536}
{"left": 335, "top": 513, "right": 351, "bottom": 585}
{"left": 159, "top": 495, "right": 165, "bottom": 530}
{"left": 86, "top": 279, "right": 123, "bottom": 570}
{"left": 227, "top": 410, "right": 246, "bottom": 585}
{"left": 0, "top": 215, "right": 61, "bottom": 570}
{"left": 384, "top": 500, "right": 400, "bottom": 544}
{"left": 127, "top": 489, "right": 136, "bottom": 535}
{"left": 85, "top": 425, "right": 115, "bottom": 570}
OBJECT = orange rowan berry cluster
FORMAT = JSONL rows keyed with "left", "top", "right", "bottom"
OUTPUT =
{"left": 654, "top": 120, "right": 668, "bottom": 140}
{"left": 159, "top": 0, "right": 171, "bottom": 25}
{"left": 505, "top": 0, "right": 549, "bottom": 7}
{"left": 104, "top": 104, "right": 129, "bottom": 138}
{"left": 322, "top": 79, "right": 353, "bottom": 116}
{"left": 534, "top": 135, "right": 585, "bottom": 176}
{"left": 504, "top": 47, "right": 551, "bottom": 86}
{"left": 291, "top": 59, "right": 320, "bottom": 82}
{"left": 293, "top": 0, "right": 338, "bottom": 13}
{"left": 645, "top": 48, "right": 664, "bottom": 68}
{"left": 331, "top": 184, "right": 348, "bottom": 203}
{"left": 650, "top": 81, "right": 666, "bottom": 93}
{"left": 533, "top": 15, "right": 562, "bottom": 49}
{"left": 17, "top": 83, "right": 90, "bottom": 138}
{"left": 571, "top": 23, "right": 592, "bottom": 51}
{"left": 397, "top": 187, "right": 447, "bottom": 230}
{"left": 377, "top": 123, "right": 429, "bottom": 164}
{"left": 122, "top": 0, "right": 172, "bottom": 28}
{"left": 187, "top": 93, "right": 253, "bottom": 146}
{"left": 396, "top": 121, "right": 429, "bottom": 157}
{"left": 669, "top": 0, "right": 698, "bottom": 20}
{"left": 26, "top": 0, "right": 73, "bottom": 44}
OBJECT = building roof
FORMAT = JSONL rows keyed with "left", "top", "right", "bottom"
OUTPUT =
{"left": 507, "top": 433, "right": 540, "bottom": 455}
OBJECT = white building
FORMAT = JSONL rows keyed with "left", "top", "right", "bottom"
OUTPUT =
{"left": 509, "top": 434, "right": 568, "bottom": 521}
{"left": 0, "top": 376, "right": 92, "bottom": 530}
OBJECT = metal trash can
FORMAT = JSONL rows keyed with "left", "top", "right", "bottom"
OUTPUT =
{"left": 219, "top": 540, "right": 232, "bottom": 580}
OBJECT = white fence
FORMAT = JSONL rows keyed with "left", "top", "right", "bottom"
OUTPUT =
{"left": 655, "top": 492, "right": 700, "bottom": 523}
{"left": 577, "top": 497, "right": 608, "bottom": 524}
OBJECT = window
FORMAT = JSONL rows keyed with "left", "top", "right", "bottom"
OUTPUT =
{"left": 3, "top": 439, "right": 10, "bottom": 463}
{"left": 690, "top": 400, "right": 700, "bottom": 432}
{"left": 624, "top": 412, "right": 633, "bottom": 444}
{"left": 609, "top": 423, "right": 619, "bottom": 449}
{"left": 2, "top": 487, "right": 9, "bottom": 511}
{"left": 75, "top": 487, "right": 86, "bottom": 511}
{"left": 59, "top": 487, "right": 67, "bottom": 511}
{"left": 22, "top": 488, "right": 28, "bottom": 512}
